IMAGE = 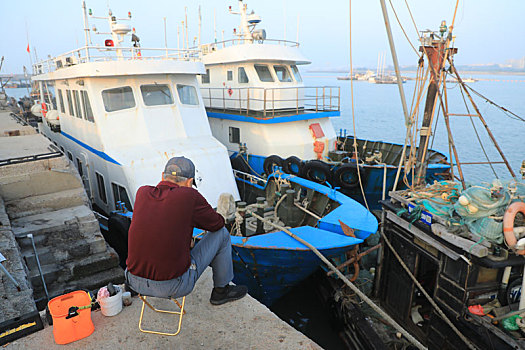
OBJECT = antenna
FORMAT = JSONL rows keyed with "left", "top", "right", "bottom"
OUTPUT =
{"left": 198, "top": 6, "right": 202, "bottom": 47}
{"left": 214, "top": 8, "right": 217, "bottom": 42}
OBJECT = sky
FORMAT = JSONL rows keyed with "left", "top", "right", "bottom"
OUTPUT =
{"left": 1, "top": 0, "right": 524, "bottom": 73}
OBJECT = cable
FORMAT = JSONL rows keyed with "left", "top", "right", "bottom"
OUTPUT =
{"left": 349, "top": 0, "right": 370, "bottom": 212}
{"left": 388, "top": 0, "right": 419, "bottom": 55}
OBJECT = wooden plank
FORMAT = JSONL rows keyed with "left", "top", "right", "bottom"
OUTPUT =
{"left": 386, "top": 211, "right": 461, "bottom": 260}
{"left": 431, "top": 223, "right": 488, "bottom": 258}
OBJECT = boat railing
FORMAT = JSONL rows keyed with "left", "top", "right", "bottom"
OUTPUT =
{"left": 202, "top": 86, "right": 340, "bottom": 118}
{"left": 198, "top": 38, "right": 299, "bottom": 54}
{"left": 32, "top": 46, "right": 201, "bottom": 75}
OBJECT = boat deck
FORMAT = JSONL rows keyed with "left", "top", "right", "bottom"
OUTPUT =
{"left": 5, "top": 268, "right": 320, "bottom": 350}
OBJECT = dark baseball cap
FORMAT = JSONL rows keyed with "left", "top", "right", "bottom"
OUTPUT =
{"left": 164, "top": 156, "right": 195, "bottom": 179}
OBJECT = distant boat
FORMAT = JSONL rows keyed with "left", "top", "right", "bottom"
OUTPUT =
{"left": 336, "top": 74, "right": 354, "bottom": 81}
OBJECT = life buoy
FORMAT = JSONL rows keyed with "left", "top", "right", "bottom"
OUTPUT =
{"left": 41, "top": 102, "right": 48, "bottom": 117}
{"left": 282, "top": 156, "right": 303, "bottom": 176}
{"left": 228, "top": 88, "right": 233, "bottom": 97}
{"left": 332, "top": 163, "right": 366, "bottom": 190}
{"left": 263, "top": 155, "right": 283, "bottom": 175}
{"left": 303, "top": 160, "right": 331, "bottom": 184}
{"left": 503, "top": 201, "right": 525, "bottom": 255}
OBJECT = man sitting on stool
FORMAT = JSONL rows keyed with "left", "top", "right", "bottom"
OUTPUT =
{"left": 126, "top": 156, "right": 247, "bottom": 305}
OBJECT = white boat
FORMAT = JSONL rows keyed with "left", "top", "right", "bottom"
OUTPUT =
{"left": 32, "top": 2, "right": 239, "bottom": 214}
{"left": 196, "top": 0, "right": 340, "bottom": 177}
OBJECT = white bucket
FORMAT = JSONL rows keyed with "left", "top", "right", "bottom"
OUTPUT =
{"left": 98, "top": 286, "right": 123, "bottom": 317}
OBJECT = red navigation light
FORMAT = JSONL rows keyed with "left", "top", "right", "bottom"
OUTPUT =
{"left": 105, "top": 39, "right": 114, "bottom": 47}
{"left": 132, "top": 27, "right": 136, "bottom": 33}
{"left": 128, "top": 11, "right": 132, "bottom": 18}
{"left": 233, "top": 28, "right": 236, "bottom": 33}
{"left": 229, "top": 6, "right": 231, "bottom": 10}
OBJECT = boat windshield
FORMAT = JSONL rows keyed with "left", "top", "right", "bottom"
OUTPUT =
{"left": 291, "top": 65, "right": 302, "bottom": 82}
{"left": 176, "top": 84, "right": 199, "bottom": 105}
{"left": 274, "top": 65, "right": 292, "bottom": 82}
{"left": 254, "top": 64, "right": 274, "bottom": 82}
{"left": 102, "top": 86, "right": 136, "bottom": 112}
{"left": 140, "top": 84, "right": 173, "bottom": 106}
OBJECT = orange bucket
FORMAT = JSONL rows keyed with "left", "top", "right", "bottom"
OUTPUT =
{"left": 48, "top": 291, "right": 94, "bottom": 344}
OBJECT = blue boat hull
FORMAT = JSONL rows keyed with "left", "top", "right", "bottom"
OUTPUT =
{"left": 231, "top": 244, "right": 353, "bottom": 305}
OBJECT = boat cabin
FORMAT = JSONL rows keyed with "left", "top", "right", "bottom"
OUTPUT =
{"left": 32, "top": 6, "right": 239, "bottom": 214}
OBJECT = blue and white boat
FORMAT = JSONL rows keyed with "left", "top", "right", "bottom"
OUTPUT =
{"left": 196, "top": 0, "right": 450, "bottom": 210}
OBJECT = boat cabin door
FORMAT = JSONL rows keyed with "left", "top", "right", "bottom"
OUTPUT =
{"left": 78, "top": 152, "right": 93, "bottom": 203}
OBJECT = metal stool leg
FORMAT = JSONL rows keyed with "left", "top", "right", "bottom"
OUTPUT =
{"left": 138, "top": 295, "right": 186, "bottom": 336}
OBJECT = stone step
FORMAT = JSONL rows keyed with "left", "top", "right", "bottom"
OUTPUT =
{"left": 10, "top": 205, "right": 96, "bottom": 239}
{"left": 28, "top": 247, "right": 121, "bottom": 293}
{"left": 0, "top": 165, "right": 83, "bottom": 202}
{"left": 5, "top": 187, "right": 88, "bottom": 219}
{"left": 20, "top": 234, "right": 109, "bottom": 271}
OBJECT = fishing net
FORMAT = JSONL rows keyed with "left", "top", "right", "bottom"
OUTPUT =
{"left": 406, "top": 180, "right": 525, "bottom": 244}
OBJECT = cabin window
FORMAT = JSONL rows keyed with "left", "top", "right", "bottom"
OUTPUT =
{"left": 274, "top": 65, "right": 292, "bottom": 82}
{"left": 238, "top": 67, "right": 249, "bottom": 83}
{"left": 81, "top": 91, "right": 94, "bottom": 122}
{"left": 58, "top": 89, "right": 65, "bottom": 113}
{"left": 112, "top": 183, "right": 132, "bottom": 211}
{"left": 60, "top": 146, "right": 64, "bottom": 152}
{"left": 95, "top": 172, "right": 107, "bottom": 204}
{"left": 67, "top": 151, "right": 73, "bottom": 161}
{"left": 140, "top": 84, "right": 173, "bottom": 106}
{"left": 254, "top": 64, "right": 274, "bottom": 82}
{"left": 227, "top": 70, "right": 233, "bottom": 81}
{"left": 201, "top": 69, "right": 210, "bottom": 84}
{"left": 76, "top": 158, "right": 84, "bottom": 177}
{"left": 291, "top": 65, "right": 302, "bottom": 82}
{"left": 102, "top": 86, "right": 135, "bottom": 112}
{"left": 66, "top": 90, "right": 74, "bottom": 116}
{"left": 73, "top": 90, "right": 83, "bottom": 119}
{"left": 229, "top": 127, "right": 240, "bottom": 144}
{"left": 176, "top": 84, "right": 199, "bottom": 105}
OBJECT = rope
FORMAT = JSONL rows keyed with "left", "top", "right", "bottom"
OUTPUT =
{"left": 458, "top": 81, "right": 498, "bottom": 178}
{"left": 388, "top": 0, "right": 419, "bottom": 55}
{"left": 381, "top": 231, "right": 479, "bottom": 350}
{"left": 349, "top": 0, "right": 370, "bottom": 212}
{"left": 247, "top": 208, "right": 427, "bottom": 350}
{"left": 464, "top": 84, "right": 525, "bottom": 123}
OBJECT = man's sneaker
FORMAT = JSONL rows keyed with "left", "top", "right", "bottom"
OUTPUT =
{"left": 210, "top": 284, "right": 248, "bottom": 305}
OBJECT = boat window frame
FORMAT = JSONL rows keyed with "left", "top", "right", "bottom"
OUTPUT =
{"left": 273, "top": 65, "right": 293, "bottom": 83}
{"left": 254, "top": 64, "right": 274, "bottom": 82}
{"left": 81, "top": 90, "right": 95, "bottom": 123}
{"left": 67, "top": 151, "right": 73, "bottom": 161}
{"left": 95, "top": 171, "right": 107, "bottom": 204}
{"left": 227, "top": 70, "right": 233, "bottom": 81}
{"left": 111, "top": 182, "right": 132, "bottom": 211}
{"left": 57, "top": 89, "right": 65, "bottom": 113}
{"left": 176, "top": 84, "right": 200, "bottom": 106}
{"left": 201, "top": 69, "right": 210, "bottom": 84}
{"left": 101, "top": 86, "right": 136, "bottom": 113}
{"left": 291, "top": 65, "right": 303, "bottom": 82}
{"left": 76, "top": 158, "right": 84, "bottom": 177}
{"left": 140, "top": 83, "right": 174, "bottom": 107}
{"left": 238, "top": 67, "right": 249, "bottom": 84}
{"left": 73, "top": 90, "right": 83, "bottom": 119}
{"left": 66, "top": 90, "right": 74, "bottom": 116}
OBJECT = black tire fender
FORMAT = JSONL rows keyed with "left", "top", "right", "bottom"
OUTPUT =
{"left": 332, "top": 163, "right": 367, "bottom": 190}
{"left": 263, "top": 155, "right": 284, "bottom": 175}
{"left": 303, "top": 160, "right": 332, "bottom": 184}
{"left": 282, "top": 156, "right": 303, "bottom": 176}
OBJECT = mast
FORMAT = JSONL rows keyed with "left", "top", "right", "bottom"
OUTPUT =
{"left": 414, "top": 29, "right": 455, "bottom": 186}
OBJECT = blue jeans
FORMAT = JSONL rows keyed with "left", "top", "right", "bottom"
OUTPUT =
{"left": 126, "top": 227, "right": 234, "bottom": 299}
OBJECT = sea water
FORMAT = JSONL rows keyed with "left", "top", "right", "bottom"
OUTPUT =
{"left": 304, "top": 73, "right": 524, "bottom": 184}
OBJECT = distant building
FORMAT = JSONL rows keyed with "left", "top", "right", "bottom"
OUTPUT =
{"left": 503, "top": 57, "right": 525, "bottom": 69}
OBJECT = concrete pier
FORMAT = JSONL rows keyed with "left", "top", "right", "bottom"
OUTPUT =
{"left": 6, "top": 268, "right": 320, "bottom": 350}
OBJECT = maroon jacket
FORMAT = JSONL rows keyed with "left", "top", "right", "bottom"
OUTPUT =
{"left": 126, "top": 181, "right": 224, "bottom": 281}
